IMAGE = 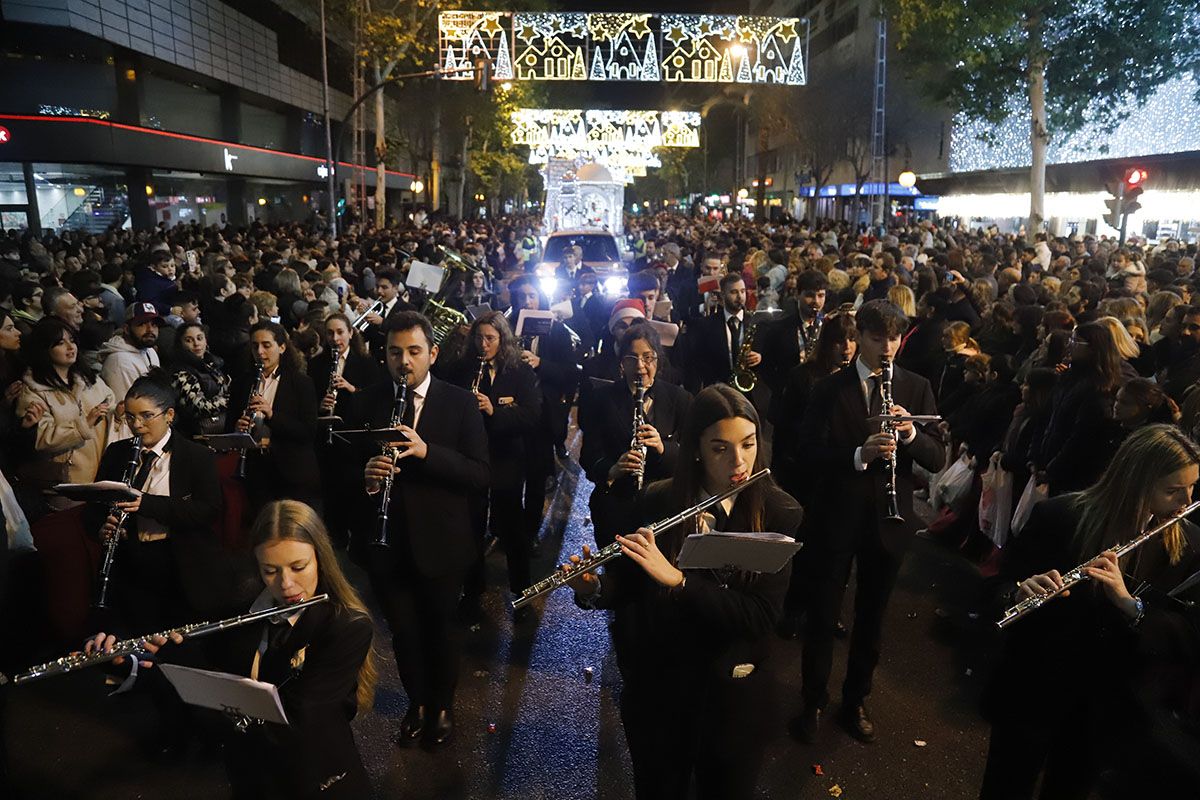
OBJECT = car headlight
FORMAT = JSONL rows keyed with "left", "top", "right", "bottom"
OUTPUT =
{"left": 539, "top": 276, "right": 559, "bottom": 298}
{"left": 603, "top": 276, "right": 628, "bottom": 296}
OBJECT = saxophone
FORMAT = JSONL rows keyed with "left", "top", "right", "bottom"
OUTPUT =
{"left": 470, "top": 355, "right": 487, "bottom": 395}
{"left": 731, "top": 321, "right": 758, "bottom": 393}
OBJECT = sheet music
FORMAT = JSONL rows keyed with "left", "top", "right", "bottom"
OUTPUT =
{"left": 160, "top": 664, "right": 289, "bottom": 726}
{"left": 676, "top": 531, "right": 801, "bottom": 573}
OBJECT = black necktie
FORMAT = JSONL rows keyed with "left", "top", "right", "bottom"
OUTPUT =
{"left": 132, "top": 450, "right": 159, "bottom": 491}
{"left": 728, "top": 316, "right": 741, "bottom": 366}
{"left": 401, "top": 390, "right": 416, "bottom": 429}
{"left": 868, "top": 375, "right": 883, "bottom": 418}
{"left": 479, "top": 363, "right": 494, "bottom": 395}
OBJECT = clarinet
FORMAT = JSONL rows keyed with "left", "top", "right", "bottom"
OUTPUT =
{"left": 374, "top": 377, "right": 409, "bottom": 548}
{"left": 513, "top": 469, "right": 771, "bottom": 609}
{"left": 325, "top": 348, "right": 342, "bottom": 445}
{"left": 6, "top": 594, "right": 330, "bottom": 686}
{"left": 237, "top": 361, "right": 265, "bottom": 479}
{"left": 879, "top": 356, "right": 903, "bottom": 522}
{"left": 997, "top": 500, "right": 1200, "bottom": 628}
{"left": 631, "top": 375, "right": 647, "bottom": 491}
{"left": 470, "top": 355, "right": 487, "bottom": 394}
{"left": 95, "top": 434, "right": 142, "bottom": 610}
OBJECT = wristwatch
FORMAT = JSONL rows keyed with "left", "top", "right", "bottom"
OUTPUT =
{"left": 1130, "top": 596, "right": 1146, "bottom": 627}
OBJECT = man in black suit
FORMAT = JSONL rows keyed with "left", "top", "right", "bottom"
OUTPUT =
{"left": 360, "top": 268, "right": 416, "bottom": 361}
{"left": 579, "top": 324, "right": 691, "bottom": 547}
{"left": 762, "top": 270, "right": 828, "bottom": 425}
{"left": 90, "top": 374, "right": 228, "bottom": 631}
{"left": 570, "top": 267, "right": 609, "bottom": 354}
{"left": 658, "top": 242, "right": 699, "bottom": 324}
{"left": 684, "top": 272, "right": 763, "bottom": 393}
{"left": 358, "top": 311, "right": 490, "bottom": 750}
{"left": 792, "top": 299, "right": 944, "bottom": 744}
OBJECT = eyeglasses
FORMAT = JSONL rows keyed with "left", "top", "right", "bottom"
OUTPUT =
{"left": 621, "top": 353, "right": 659, "bottom": 366}
{"left": 123, "top": 409, "right": 167, "bottom": 426}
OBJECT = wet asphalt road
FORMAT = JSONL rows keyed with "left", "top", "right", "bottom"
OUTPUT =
{"left": 6, "top": 425, "right": 996, "bottom": 800}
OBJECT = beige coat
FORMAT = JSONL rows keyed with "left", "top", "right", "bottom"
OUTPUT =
{"left": 17, "top": 371, "right": 116, "bottom": 500}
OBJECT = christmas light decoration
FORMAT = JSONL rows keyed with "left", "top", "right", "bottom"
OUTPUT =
{"left": 439, "top": 11, "right": 809, "bottom": 85}
{"left": 950, "top": 76, "right": 1200, "bottom": 173}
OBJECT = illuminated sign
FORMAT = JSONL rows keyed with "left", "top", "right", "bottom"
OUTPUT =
{"left": 440, "top": 11, "right": 809, "bottom": 86}
{"left": 0, "top": 126, "right": 10, "bottom": 144}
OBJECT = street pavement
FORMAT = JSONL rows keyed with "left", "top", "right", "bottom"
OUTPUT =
{"left": 6, "top": 425, "right": 996, "bottom": 800}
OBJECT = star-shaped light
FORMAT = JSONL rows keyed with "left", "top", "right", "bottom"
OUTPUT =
{"left": 629, "top": 16, "right": 651, "bottom": 38}
{"left": 479, "top": 15, "right": 503, "bottom": 36}
{"left": 697, "top": 19, "right": 712, "bottom": 35}
{"left": 665, "top": 25, "right": 688, "bottom": 45}
{"left": 776, "top": 20, "right": 797, "bottom": 42}
{"left": 517, "top": 23, "right": 538, "bottom": 42}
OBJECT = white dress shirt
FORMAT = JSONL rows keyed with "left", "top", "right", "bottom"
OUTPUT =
{"left": 395, "top": 370, "right": 431, "bottom": 430}
{"left": 722, "top": 308, "right": 745, "bottom": 357}
{"left": 136, "top": 429, "right": 172, "bottom": 542}
{"left": 852, "top": 356, "right": 916, "bottom": 472}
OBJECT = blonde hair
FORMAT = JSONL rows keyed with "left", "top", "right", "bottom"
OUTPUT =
{"left": 249, "top": 501, "right": 378, "bottom": 713}
{"left": 1076, "top": 424, "right": 1200, "bottom": 566}
{"left": 1095, "top": 315, "right": 1141, "bottom": 360}
{"left": 888, "top": 284, "right": 916, "bottom": 317}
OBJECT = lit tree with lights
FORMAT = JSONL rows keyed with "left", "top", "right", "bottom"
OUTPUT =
{"left": 890, "top": 0, "right": 1200, "bottom": 240}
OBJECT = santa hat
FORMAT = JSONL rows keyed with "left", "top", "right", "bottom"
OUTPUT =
{"left": 608, "top": 298, "right": 646, "bottom": 333}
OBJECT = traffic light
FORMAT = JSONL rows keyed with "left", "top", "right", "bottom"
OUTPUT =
{"left": 1122, "top": 167, "right": 1147, "bottom": 217}
{"left": 474, "top": 58, "right": 491, "bottom": 94}
{"left": 1103, "top": 184, "right": 1124, "bottom": 230}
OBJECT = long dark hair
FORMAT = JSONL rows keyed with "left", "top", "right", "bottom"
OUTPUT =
{"left": 667, "top": 384, "right": 768, "bottom": 556}
{"left": 463, "top": 310, "right": 521, "bottom": 373}
{"left": 1071, "top": 320, "right": 1125, "bottom": 393}
{"left": 813, "top": 312, "right": 857, "bottom": 374}
{"left": 324, "top": 312, "right": 368, "bottom": 357}
{"left": 24, "top": 317, "right": 96, "bottom": 389}
{"left": 250, "top": 320, "right": 305, "bottom": 374}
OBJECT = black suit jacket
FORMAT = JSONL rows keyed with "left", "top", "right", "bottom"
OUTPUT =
{"left": 309, "top": 349, "right": 384, "bottom": 423}
{"left": 580, "top": 378, "right": 691, "bottom": 492}
{"left": 364, "top": 298, "right": 417, "bottom": 360}
{"left": 227, "top": 366, "right": 321, "bottom": 500}
{"left": 349, "top": 377, "right": 490, "bottom": 577}
{"left": 89, "top": 433, "right": 232, "bottom": 614}
{"left": 797, "top": 362, "right": 944, "bottom": 555}
{"left": 447, "top": 358, "right": 541, "bottom": 492}
{"left": 685, "top": 310, "right": 738, "bottom": 390}
{"left": 663, "top": 264, "right": 700, "bottom": 324}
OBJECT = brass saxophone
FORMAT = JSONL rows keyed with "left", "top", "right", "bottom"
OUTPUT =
{"left": 731, "top": 321, "right": 758, "bottom": 393}
{"left": 470, "top": 355, "right": 487, "bottom": 394}
{"left": 803, "top": 313, "right": 824, "bottom": 361}
{"left": 95, "top": 434, "right": 143, "bottom": 609}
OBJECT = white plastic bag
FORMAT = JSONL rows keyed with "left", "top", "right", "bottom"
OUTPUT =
{"left": 979, "top": 454, "right": 1013, "bottom": 548}
{"left": 1011, "top": 475, "right": 1049, "bottom": 536}
{"left": 931, "top": 452, "right": 974, "bottom": 513}
{"left": 0, "top": 469, "right": 35, "bottom": 552}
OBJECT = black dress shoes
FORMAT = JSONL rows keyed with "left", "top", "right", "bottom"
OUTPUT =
{"left": 787, "top": 706, "right": 823, "bottom": 744}
{"left": 394, "top": 705, "right": 426, "bottom": 747}
{"left": 838, "top": 703, "right": 876, "bottom": 743}
{"left": 426, "top": 708, "right": 454, "bottom": 748}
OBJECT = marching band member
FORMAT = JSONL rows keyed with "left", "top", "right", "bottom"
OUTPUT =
{"left": 793, "top": 299, "right": 943, "bottom": 744}
{"left": 356, "top": 311, "right": 489, "bottom": 749}
{"left": 566, "top": 384, "right": 802, "bottom": 800}
{"left": 981, "top": 425, "right": 1200, "bottom": 799}
{"left": 87, "top": 500, "right": 377, "bottom": 799}
{"left": 361, "top": 269, "right": 415, "bottom": 361}
{"left": 580, "top": 324, "right": 691, "bottom": 547}
{"left": 228, "top": 321, "right": 321, "bottom": 516}
{"left": 86, "top": 373, "right": 225, "bottom": 629}
{"left": 450, "top": 311, "right": 541, "bottom": 617}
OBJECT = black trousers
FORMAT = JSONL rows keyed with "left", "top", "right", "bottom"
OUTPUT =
{"left": 620, "top": 668, "right": 772, "bottom": 800}
{"left": 801, "top": 530, "right": 902, "bottom": 709}
{"left": 113, "top": 537, "right": 185, "bottom": 632}
{"left": 491, "top": 486, "right": 531, "bottom": 595}
{"left": 367, "top": 540, "right": 464, "bottom": 711}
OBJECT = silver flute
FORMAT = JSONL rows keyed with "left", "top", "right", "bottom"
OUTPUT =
{"left": 5, "top": 594, "right": 330, "bottom": 685}
{"left": 879, "top": 356, "right": 903, "bottom": 523}
{"left": 512, "top": 468, "right": 771, "bottom": 609}
{"left": 631, "top": 375, "right": 648, "bottom": 491}
{"left": 95, "top": 434, "right": 143, "bottom": 610}
{"left": 997, "top": 500, "right": 1200, "bottom": 628}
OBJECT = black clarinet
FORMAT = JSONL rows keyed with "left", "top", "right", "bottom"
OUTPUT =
{"left": 237, "top": 361, "right": 265, "bottom": 479}
{"left": 95, "top": 434, "right": 142, "bottom": 609}
{"left": 374, "top": 377, "right": 409, "bottom": 548}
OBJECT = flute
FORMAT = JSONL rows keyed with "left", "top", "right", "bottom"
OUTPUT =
{"left": 5, "top": 594, "right": 330, "bottom": 685}
{"left": 513, "top": 469, "right": 770, "bottom": 609}
{"left": 997, "top": 500, "right": 1200, "bottom": 628}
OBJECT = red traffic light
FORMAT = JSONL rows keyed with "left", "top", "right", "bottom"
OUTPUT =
{"left": 1124, "top": 167, "right": 1148, "bottom": 187}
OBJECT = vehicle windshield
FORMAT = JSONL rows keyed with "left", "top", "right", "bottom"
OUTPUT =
{"left": 543, "top": 234, "right": 621, "bottom": 263}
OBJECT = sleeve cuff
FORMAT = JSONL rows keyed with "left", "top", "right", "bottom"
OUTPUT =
{"left": 853, "top": 447, "right": 868, "bottom": 471}
{"left": 899, "top": 427, "right": 917, "bottom": 445}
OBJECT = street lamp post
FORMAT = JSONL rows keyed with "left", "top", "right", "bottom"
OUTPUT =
{"left": 318, "top": 0, "right": 337, "bottom": 238}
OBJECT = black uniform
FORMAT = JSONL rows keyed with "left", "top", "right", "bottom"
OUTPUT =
{"left": 348, "top": 377, "right": 489, "bottom": 714}
{"left": 797, "top": 361, "right": 944, "bottom": 711}
{"left": 587, "top": 478, "right": 802, "bottom": 800}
